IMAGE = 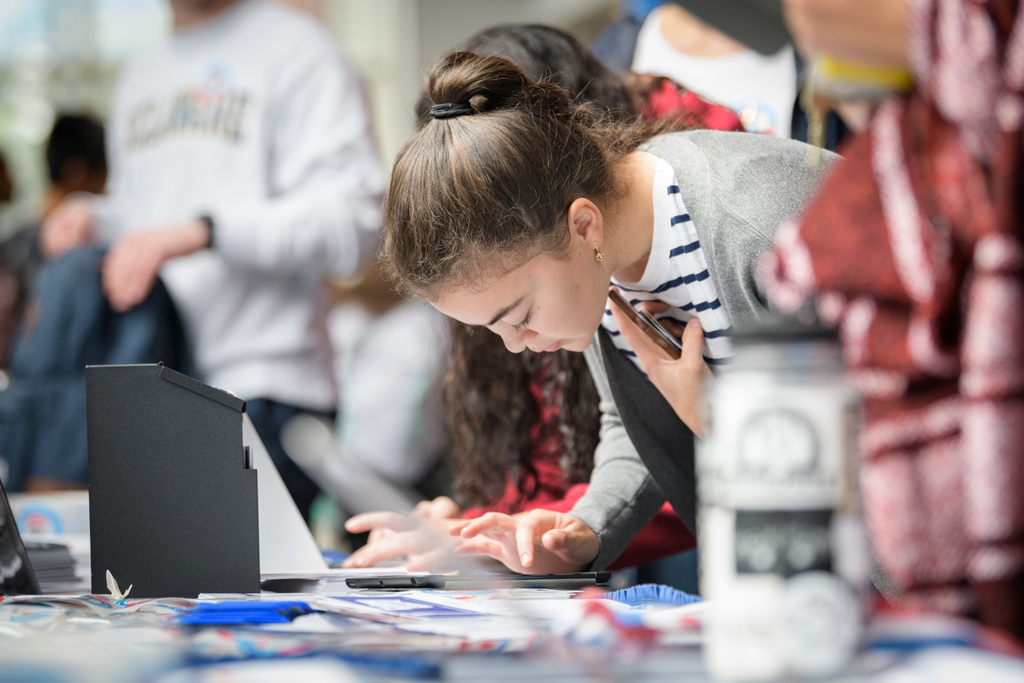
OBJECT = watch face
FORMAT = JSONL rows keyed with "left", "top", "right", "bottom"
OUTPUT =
{"left": 739, "top": 409, "right": 819, "bottom": 480}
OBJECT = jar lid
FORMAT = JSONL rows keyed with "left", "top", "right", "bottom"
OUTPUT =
{"left": 731, "top": 313, "right": 837, "bottom": 347}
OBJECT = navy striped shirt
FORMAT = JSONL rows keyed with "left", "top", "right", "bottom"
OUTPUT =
{"left": 601, "top": 159, "right": 732, "bottom": 369}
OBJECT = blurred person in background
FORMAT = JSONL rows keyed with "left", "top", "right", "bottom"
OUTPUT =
{"left": 38, "top": 0, "right": 384, "bottom": 518}
{"left": 39, "top": 116, "right": 108, "bottom": 220}
{"left": 341, "top": 25, "right": 747, "bottom": 573}
{"left": 594, "top": 0, "right": 851, "bottom": 147}
{"left": 0, "top": 113, "right": 186, "bottom": 492}
{"left": 279, "top": 261, "right": 450, "bottom": 526}
{"left": 595, "top": 0, "right": 796, "bottom": 137}
{"left": 0, "top": 149, "right": 15, "bottom": 371}
{"left": 459, "top": 23, "right": 743, "bottom": 133}
{"left": 759, "top": 0, "right": 1024, "bottom": 638}
{"left": 631, "top": 1, "right": 796, "bottom": 137}
{"left": 0, "top": 114, "right": 108, "bottom": 364}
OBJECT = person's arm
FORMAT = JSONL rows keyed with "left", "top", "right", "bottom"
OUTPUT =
{"left": 567, "top": 335, "right": 668, "bottom": 569}
{"left": 209, "top": 45, "right": 384, "bottom": 277}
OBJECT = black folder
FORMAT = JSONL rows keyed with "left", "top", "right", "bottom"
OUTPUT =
{"left": 87, "top": 364, "right": 260, "bottom": 598}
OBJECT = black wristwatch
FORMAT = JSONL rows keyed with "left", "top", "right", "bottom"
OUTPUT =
{"left": 198, "top": 214, "right": 215, "bottom": 249}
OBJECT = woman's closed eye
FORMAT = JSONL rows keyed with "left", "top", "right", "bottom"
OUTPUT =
{"left": 512, "top": 311, "right": 532, "bottom": 332}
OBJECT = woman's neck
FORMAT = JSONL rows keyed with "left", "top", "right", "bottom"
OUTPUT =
{"left": 604, "top": 151, "right": 660, "bottom": 284}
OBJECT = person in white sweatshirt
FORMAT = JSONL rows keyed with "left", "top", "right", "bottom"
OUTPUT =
{"left": 40, "top": 0, "right": 385, "bottom": 518}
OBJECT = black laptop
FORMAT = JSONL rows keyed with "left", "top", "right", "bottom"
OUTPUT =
{"left": 0, "top": 477, "right": 40, "bottom": 595}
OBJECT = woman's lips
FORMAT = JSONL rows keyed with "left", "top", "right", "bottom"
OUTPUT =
{"left": 543, "top": 340, "right": 563, "bottom": 353}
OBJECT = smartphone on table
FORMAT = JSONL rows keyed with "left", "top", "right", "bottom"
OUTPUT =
{"left": 608, "top": 288, "right": 682, "bottom": 360}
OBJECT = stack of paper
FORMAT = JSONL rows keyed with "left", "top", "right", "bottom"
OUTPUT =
{"left": 22, "top": 532, "right": 91, "bottom": 592}
{"left": 24, "top": 542, "right": 79, "bottom": 592}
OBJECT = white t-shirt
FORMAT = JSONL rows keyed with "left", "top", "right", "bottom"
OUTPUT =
{"left": 100, "top": 0, "right": 384, "bottom": 410}
{"left": 631, "top": 12, "right": 797, "bottom": 138}
{"left": 601, "top": 158, "right": 732, "bottom": 368}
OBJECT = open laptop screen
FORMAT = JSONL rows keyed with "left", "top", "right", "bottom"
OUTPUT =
{"left": 0, "top": 477, "right": 40, "bottom": 595}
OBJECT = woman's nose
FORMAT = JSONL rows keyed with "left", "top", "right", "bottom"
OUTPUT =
{"left": 499, "top": 325, "right": 533, "bottom": 353}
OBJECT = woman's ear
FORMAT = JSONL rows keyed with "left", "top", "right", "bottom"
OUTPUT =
{"left": 566, "top": 197, "right": 604, "bottom": 248}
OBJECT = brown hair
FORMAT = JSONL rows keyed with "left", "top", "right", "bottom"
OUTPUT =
{"left": 381, "top": 51, "right": 659, "bottom": 300}
{"left": 386, "top": 49, "right": 665, "bottom": 508}
{"left": 445, "top": 322, "right": 599, "bottom": 506}
{"left": 415, "top": 25, "right": 638, "bottom": 127}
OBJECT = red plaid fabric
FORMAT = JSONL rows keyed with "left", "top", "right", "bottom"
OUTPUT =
{"left": 759, "top": 0, "right": 1024, "bottom": 636}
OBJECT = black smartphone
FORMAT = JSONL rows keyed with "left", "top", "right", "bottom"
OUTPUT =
{"left": 608, "top": 289, "right": 682, "bottom": 360}
{"left": 345, "top": 571, "right": 612, "bottom": 590}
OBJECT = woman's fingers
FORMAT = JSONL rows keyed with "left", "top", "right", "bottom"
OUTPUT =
{"left": 448, "top": 519, "right": 471, "bottom": 536}
{"left": 516, "top": 511, "right": 558, "bottom": 568}
{"left": 680, "top": 318, "right": 711, "bottom": 377}
{"left": 454, "top": 537, "right": 508, "bottom": 561}
{"left": 658, "top": 318, "right": 686, "bottom": 339}
{"left": 449, "top": 512, "right": 601, "bottom": 574}
{"left": 609, "top": 303, "right": 672, "bottom": 364}
{"left": 414, "top": 495, "right": 460, "bottom": 520}
{"left": 638, "top": 300, "right": 671, "bottom": 315}
{"left": 345, "top": 511, "right": 416, "bottom": 534}
{"left": 455, "top": 512, "right": 514, "bottom": 539}
{"left": 342, "top": 536, "right": 409, "bottom": 568}
{"left": 681, "top": 316, "right": 705, "bottom": 350}
{"left": 405, "top": 550, "right": 445, "bottom": 572}
{"left": 541, "top": 529, "right": 567, "bottom": 552}
{"left": 40, "top": 200, "right": 94, "bottom": 258}
{"left": 367, "top": 526, "right": 396, "bottom": 544}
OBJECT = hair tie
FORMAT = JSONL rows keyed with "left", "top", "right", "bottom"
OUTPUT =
{"left": 429, "top": 102, "right": 475, "bottom": 119}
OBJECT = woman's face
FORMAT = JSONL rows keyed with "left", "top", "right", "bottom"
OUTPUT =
{"left": 432, "top": 245, "right": 611, "bottom": 354}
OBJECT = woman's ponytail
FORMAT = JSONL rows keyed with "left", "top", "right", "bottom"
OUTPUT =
{"left": 426, "top": 52, "right": 532, "bottom": 117}
{"left": 382, "top": 51, "right": 655, "bottom": 299}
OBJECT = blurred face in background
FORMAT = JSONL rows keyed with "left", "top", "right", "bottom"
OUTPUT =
{"left": 169, "top": 0, "right": 243, "bottom": 27}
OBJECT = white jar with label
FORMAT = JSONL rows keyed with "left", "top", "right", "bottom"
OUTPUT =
{"left": 699, "top": 321, "right": 869, "bottom": 680}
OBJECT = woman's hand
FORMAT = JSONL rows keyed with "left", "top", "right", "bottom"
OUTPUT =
{"left": 342, "top": 496, "right": 464, "bottom": 571}
{"left": 412, "top": 495, "right": 462, "bottom": 520}
{"left": 449, "top": 509, "right": 600, "bottom": 574}
{"left": 610, "top": 297, "right": 712, "bottom": 437}
{"left": 343, "top": 510, "right": 463, "bottom": 571}
{"left": 40, "top": 197, "right": 95, "bottom": 259}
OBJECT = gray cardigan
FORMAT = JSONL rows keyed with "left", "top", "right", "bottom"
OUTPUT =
{"left": 570, "top": 130, "right": 838, "bottom": 569}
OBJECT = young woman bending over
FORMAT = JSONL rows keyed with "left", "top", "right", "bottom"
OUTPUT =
{"left": 343, "top": 24, "right": 746, "bottom": 572}
{"left": 378, "top": 52, "right": 837, "bottom": 574}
